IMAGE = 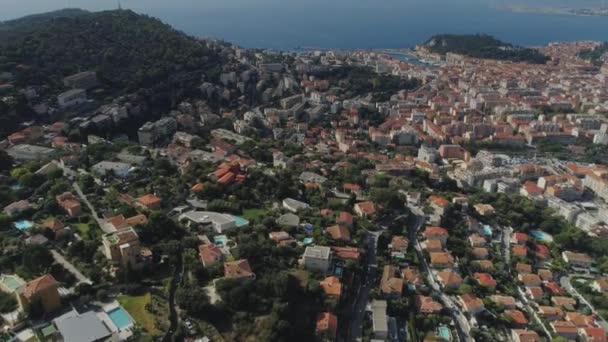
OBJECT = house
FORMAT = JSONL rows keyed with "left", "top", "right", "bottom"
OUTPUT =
{"left": 268, "top": 231, "right": 296, "bottom": 247}
{"left": 562, "top": 251, "right": 593, "bottom": 268}
{"left": 326, "top": 225, "right": 351, "bottom": 242}
{"left": 402, "top": 267, "right": 423, "bottom": 290}
{"left": 474, "top": 203, "right": 495, "bottom": 216}
{"left": 535, "top": 244, "right": 552, "bottom": 261}
{"left": 504, "top": 310, "right": 528, "bottom": 328}
{"left": 416, "top": 295, "right": 443, "bottom": 314}
{"left": 511, "top": 232, "right": 529, "bottom": 245}
{"left": 224, "top": 259, "right": 255, "bottom": 281}
{"left": 525, "top": 286, "right": 544, "bottom": 302}
{"left": 303, "top": 246, "right": 332, "bottom": 272}
{"left": 337, "top": 211, "right": 353, "bottom": 228}
{"left": 425, "top": 239, "right": 443, "bottom": 252}
{"left": 474, "top": 272, "right": 497, "bottom": 289}
{"left": 371, "top": 300, "right": 389, "bottom": 339}
{"left": 565, "top": 312, "right": 596, "bottom": 327}
{"left": 423, "top": 226, "right": 449, "bottom": 245}
{"left": 55, "top": 192, "right": 81, "bottom": 217}
{"left": 53, "top": 309, "right": 111, "bottom": 342}
{"left": 179, "top": 211, "right": 248, "bottom": 233}
{"left": 332, "top": 246, "right": 360, "bottom": 261}
{"left": 592, "top": 279, "right": 608, "bottom": 293}
{"left": 468, "top": 234, "right": 486, "bottom": 247}
{"left": 515, "top": 263, "right": 533, "bottom": 274}
{"left": 459, "top": 294, "right": 485, "bottom": 314}
{"left": 17, "top": 274, "right": 61, "bottom": 315}
{"left": 40, "top": 218, "right": 65, "bottom": 236}
{"left": 354, "top": 201, "right": 376, "bottom": 217}
{"left": 428, "top": 195, "right": 449, "bottom": 215}
{"left": 544, "top": 281, "right": 565, "bottom": 295}
{"left": 437, "top": 271, "right": 462, "bottom": 290}
{"left": 551, "top": 321, "right": 578, "bottom": 341}
{"left": 551, "top": 296, "right": 577, "bottom": 311}
{"left": 199, "top": 244, "right": 224, "bottom": 267}
{"left": 380, "top": 265, "right": 403, "bottom": 298}
{"left": 519, "top": 274, "right": 542, "bottom": 287}
{"left": 102, "top": 226, "right": 141, "bottom": 268}
{"left": 320, "top": 276, "right": 342, "bottom": 299}
{"left": 512, "top": 245, "right": 528, "bottom": 258}
{"left": 511, "top": 329, "right": 540, "bottom": 342}
{"left": 490, "top": 295, "right": 517, "bottom": 309}
{"left": 580, "top": 327, "right": 607, "bottom": 342}
{"left": 3, "top": 200, "right": 32, "bottom": 217}
{"left": 472, "top": 247, "right": 489, "bottom": 260}
{"left": 282, "top": 198, "right": 310, "bottom": 213}
{"left": 390, "top": 236, "right": 409, "bottom": 253}
{"left": 429, "top": 252, "right": 455, "bottom": 269}
{"left": 538, "top": 306, "right": 564, "bottom": 321}
{"left": 91, "top": 161, "right": 131, "bottom": 178}
{"left": 315, "top": 312, "right": 338, "bottom": 341}
{"left": 136, "top": 194, "right": 161, "bottom": 210}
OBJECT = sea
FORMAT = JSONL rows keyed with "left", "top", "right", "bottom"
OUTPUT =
{"left": 139, "top": 0, "right": 608, "bottom": 49}
{"left": 3, "top": 0, "right": 608, "bottom": 50}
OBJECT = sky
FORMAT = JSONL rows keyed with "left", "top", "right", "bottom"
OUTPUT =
{"left": 2, "top": 0, "right": 607, "bottom": 21}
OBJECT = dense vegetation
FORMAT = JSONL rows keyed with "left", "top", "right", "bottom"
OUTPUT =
{"left": 579, "top": 42, "right": 608, "bottom": 66}
{"left": 422, "top": 34, "right": 549, "bottom": 64}
{"left": 0, "top": 9, "right": 221, "bottom": 90}
{"left": 325, "top": 66, "right": 420, "bottom": 101}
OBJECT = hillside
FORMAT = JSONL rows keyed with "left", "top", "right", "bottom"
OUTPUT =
{"left": 579, "top": 42, "right": 608, "bottom": 66}
{"left": 421, "top": 34, "right": 549, "bottom": 64}
{"left": 0, "top": 9, "right": 221, "bottom": 90}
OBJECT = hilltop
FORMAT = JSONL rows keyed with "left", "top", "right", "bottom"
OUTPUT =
{"left": 0, "top": 9, "right": 221, "bottom": 90}
{"left": 420, "top": 34, "right": 549, "bottom": 64}
{"left": 579, "top": 42, "right": 608, "bottom": 66}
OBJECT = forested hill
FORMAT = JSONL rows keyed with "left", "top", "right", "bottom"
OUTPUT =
{"left": 421, "top": 34, "right": 549, "bottom": 64}
{"left": 0, "top": 9, "right": 221, "bottom": 90}
{"left": 579, "top": 42, "right": 608, "bottom": 66}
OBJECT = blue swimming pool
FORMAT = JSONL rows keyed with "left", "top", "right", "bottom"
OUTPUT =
{"left": 482, "top": 225, "right": 492, "bottom": 236}
{"left": 230, "top": 215, "right": 249, "bottom": 228}
{"left": 530, "top": 230, "right": 553, "bottom": 243}
{"left": 214, "top": 235, "right": 228, "bottom": 246}
{"left": 14, "top": 220, "right": 33, "bottom": 230}
{"left": 108, "top": 307, "right": 132, "bottom": 330}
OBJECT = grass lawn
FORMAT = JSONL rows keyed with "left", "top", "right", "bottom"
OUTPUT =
{"left": 118, "top": 293, "right": 162, "bottom": 336}
{"left": 72, "top": 223, "right": 90, "bottom": 238}
{"left": 241, "top": 208, "right": 267, "bottom": 222}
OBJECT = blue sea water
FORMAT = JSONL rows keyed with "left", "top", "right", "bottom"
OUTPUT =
{"left": 139, "top": 1, "right": 608, "bottom": 49}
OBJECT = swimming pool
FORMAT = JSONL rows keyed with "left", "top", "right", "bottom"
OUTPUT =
{"left": 482, "top": 225, "right": 492, "bottom": 236}
{"left": 438, "top": 326, "right": 452, "bottom": 341}
{"left": 14, "top": 220, "right": 33, "bottom": 230}
{"left": 214, "top": 235, "right": 228, "bottom": 246}
{"left": 230, "top": 215, "right": 249, "bottom": 228}
{"left": 107, "top": 307, "right": 133, "bottom": 330}
{"left": 530, "top": 230, "right": 553, "bottom": 243}
{"left": 0, "top": 274, "right": 25, "bottom": 293}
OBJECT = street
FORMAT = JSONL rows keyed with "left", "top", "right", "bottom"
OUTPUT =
{"left": 72, "top": 182, "right": 116, "bottom": 234}
{"left": 348, "top": 230, "right": 381, "bottom": 341}
{"left": 51, "top": 249, "right": 93, "bottom": 285}
{"left": 561, "top": 275, "right": 608, "bottom": 332}
{"left": 407, "top": 204, "right": 474, "bottom": 342}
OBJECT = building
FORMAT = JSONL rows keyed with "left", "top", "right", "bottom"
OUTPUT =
{"left": 511, "top": 329, "right": 540, "bottom": 342}
{"left": 315, "top": 312, "right": 338, "bottom": 341}
{"left": 102, "top": 227, "right": 141, "bottom": 268}
{"left": 63, "top": 71, "right": 99, "bottom": 90}
{"left": 179, "top": 211, "right": 249, "bottom": 233}
{"left": 416, "top": 295, "right": 443, "bottom": 313}
{"left": 3, "top": 200, "right": 32, "bottom": 217}
{"left": 17, "top": 274, "right": 61, "bottom": 315}
{"left": 53, "top": 309, "right": 112, "bottom": 342}
{"left": 380, "top": 265, "right": 404, "bottom": 298}
{"left": 6, "top": 144, "right": 56, "bottom": 161}
{"left": 55, "top": 192, "right": 81, "bottom": 217}
{"left": 91, "top": 161, "right": 131, "bottom": 178}
{"left": 562, "top": 251, "right": 593, "bottom": 268}
{"left": 136, "top": 194, "right": 161, "bottom": 210}
{"left": 224, "top": 259, "right": 255, "bottom": 281}
{"left": 199, "top": 244, "right": 224, "bottom": 267}
{"left": 354, "top": 201, "right": 376, "bottom": 217}
{"left": 320, "top": 276, "right": 342, "bottom": 299}
{"left": 57, "top": 89, "right": 86, "bottom": 108}
{"left": 282, "top": 198, "right": 310, "bottom": 213}
{"left": 303, "top": 246, "right": 332, "bottom": 273}
{"left": 371, "top": 300, "right": 389, "bottom": 339}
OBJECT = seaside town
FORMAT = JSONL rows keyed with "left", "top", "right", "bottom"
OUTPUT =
{"left": 1, "top": 9, "right": 608, "bottom": 342}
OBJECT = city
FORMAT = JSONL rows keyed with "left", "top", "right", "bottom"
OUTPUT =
{"left": 0, "top": 6, "right": 607, "bottom": 342}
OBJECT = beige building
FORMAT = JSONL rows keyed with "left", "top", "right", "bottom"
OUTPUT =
{"left": 102, "top": 226, "right": 141, "bottom": 268}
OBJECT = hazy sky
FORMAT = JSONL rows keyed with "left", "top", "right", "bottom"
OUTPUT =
{"left": 2, "top": 0, "right": 607, "bottom": 21}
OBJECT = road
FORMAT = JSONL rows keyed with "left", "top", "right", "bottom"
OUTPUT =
{"left": 349, "top": 230, "right": 381, "bottom": 342}
{"left": 72, "top": 182, "right": 116, "bottom": 234}
{"left": 51, "top": 249, "right": 92, "bottom": 285}
{"left": 407, "top": 204, "right": 474, "bottom": 342}
{"left": 561, "top": 276, "right": 608, "bottom": 332}
{"left": 502, "top": 226, "right": 512, "bottom": 266}
{"left": 517, "top": 286, "right": 552, "bottom": 338}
